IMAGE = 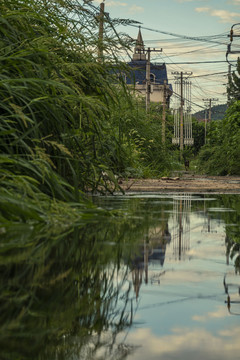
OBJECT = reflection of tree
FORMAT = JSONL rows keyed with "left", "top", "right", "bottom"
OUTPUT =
{"left": 225, "top": 235, "right": 240, "bottom": 273}
{"left": 223, "top": 274, "right": 240, "bottom": 316}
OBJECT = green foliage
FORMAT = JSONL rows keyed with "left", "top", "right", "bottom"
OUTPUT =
{"left": 0, "top": 0, "right": 180, "bottom": 224}
{"left": 0, "top": 0, "right": 134, "bottom": 222}
{"left": 197, "top": 75, "right": 240, "bottom": 175}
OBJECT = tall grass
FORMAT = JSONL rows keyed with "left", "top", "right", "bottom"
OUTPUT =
{"left": 0, "top": 0, "right": 135, "bottom": 222}
{"left": 0, "top": 0, "right": 177, "bottom": 223}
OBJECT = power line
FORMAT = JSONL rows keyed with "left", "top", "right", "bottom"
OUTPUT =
{"left": 163, "top": 61, "right": 234, "bottom": 64}
{"left": 189, "top": 71, "right": 227, "bottom": 79}
{"left": 128, "top": 24, "right": 228, "bottom": 46}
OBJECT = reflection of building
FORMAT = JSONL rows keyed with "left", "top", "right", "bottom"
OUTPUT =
{"left": 172, "top": 194, "right": 191, "bottom": 260}
{"left": 126, "top": 29, "right": 172, "bottom": 106}
{"left": 131, "top": 224, "right": 171, "bottom": 298}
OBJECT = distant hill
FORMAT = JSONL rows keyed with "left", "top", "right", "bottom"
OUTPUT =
{"left": 193, "top": 104, "right": 227, "bottom": 121}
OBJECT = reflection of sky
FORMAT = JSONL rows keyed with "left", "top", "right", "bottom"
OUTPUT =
{"left": 119, "top": 194, "right": 240, "bottom": 360}
{"left": 124, "top": 325, "right": 240, "bottom": 360}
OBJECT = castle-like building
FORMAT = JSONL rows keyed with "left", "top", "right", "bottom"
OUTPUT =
{"left": 127, "top": 29, "right": 172, "bottom": 106}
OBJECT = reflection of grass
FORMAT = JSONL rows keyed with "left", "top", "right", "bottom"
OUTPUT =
{"left": 0, "top": 219, "right": 136, "bottom": 360}
{"left": 0, "top": 194, "right": 176, "bottom": 359}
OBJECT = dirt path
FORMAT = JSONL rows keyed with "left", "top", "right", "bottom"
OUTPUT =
{"left": 120, "top": 173, "right": 240, "bottom": 193}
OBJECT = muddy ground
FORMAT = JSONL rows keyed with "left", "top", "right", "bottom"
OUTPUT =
{"left": 119, "top": 173, "right": 240, "bottom": 194}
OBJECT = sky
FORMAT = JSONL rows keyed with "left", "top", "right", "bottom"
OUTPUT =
{"left": 92, "top": 0, "right": 240, "bottom": 113}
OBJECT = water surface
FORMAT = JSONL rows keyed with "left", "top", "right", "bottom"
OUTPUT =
{"left": 1, "top": 193, "right": 240, "bottom": 360}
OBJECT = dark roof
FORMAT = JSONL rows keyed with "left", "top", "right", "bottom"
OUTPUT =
{"left": 126, "top": 60, "right": 169, "bottom": 85}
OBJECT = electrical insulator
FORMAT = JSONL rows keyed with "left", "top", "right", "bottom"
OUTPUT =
{"left": 230, "top": 29, "right": 233, "bottom": 42}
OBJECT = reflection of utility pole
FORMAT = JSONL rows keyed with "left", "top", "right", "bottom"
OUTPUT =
{"left": 98, "top": 2, "right": 105, "bottom": 60}
{"left": 172, "top": 194, "right": 191, "bottom": 260}
{"left": 144, "top": 240, "right": 149, "bottom": 284}
{"left": 203, "top": 98, "right": 218, "bottom": 123}
{"left": 146, "top": 47, "right": 162, "bottom": 112}
{"left": 204, "top": 107, "right": 207, "bottom": 144}
{"left": 179, "top": 199, "right": 183, "bottom": 260}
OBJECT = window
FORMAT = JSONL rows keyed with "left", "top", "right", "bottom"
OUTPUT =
{"left": 150, "top": 73, "right": 156, "bottom": 83}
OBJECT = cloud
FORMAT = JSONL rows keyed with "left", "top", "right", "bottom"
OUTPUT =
{"left": 94, "top": 1, "right": 143, "bottom": 13}
{"left": 192, "top": 306, "right": 228, "bottom": 322}
{"left": 94, "top": 0, "right": 127, "bottom": 7}
{"left": 176, "top": 0, "right": 207, "bottom": 2}
{"left": 228, "top": 0, "right": 240, "bottom": 5}
{"left": 196, "top": 7, "right": 240, "bottom": 23}
{"left": 128, "top": 5, "right": 144, "bottom": 14}
{"left": 126, "top": 327, "right": 240, "bottom": 359}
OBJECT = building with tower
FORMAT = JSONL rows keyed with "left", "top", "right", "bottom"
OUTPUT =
{"left": 127, "top": 28, "right": 172, "bottom": 106}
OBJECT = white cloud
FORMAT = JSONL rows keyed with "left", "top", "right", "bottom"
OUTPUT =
{"left": 176, "top": 0, "right": 207, "bottom": 2}
{"left": 192, "top": 306, "right": 228, "bottom": 322}
{"left": 196, "top": 7, "right": 211, "bottom": 13}
{"left": 228, "top": 0, "right": 240, "bottom": 5}
{"left": 94, "top": 1, "right": 143, "bottom": 13}
{"left": 94, "top": 0, "right": 127, "bottom": 7}
{"left": 196, "top": 7, "right": 240, "bottom": 23}
{"left": 128, "top": 5, "right": 144, "bottom": 14}
{"left": 125, "top": 326, "right": 240, "bottom": 359}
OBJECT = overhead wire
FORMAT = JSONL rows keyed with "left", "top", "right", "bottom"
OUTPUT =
{"left": 128, "top": 24, "right": 229, "bottom": 46}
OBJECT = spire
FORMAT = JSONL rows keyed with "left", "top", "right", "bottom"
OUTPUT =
{"left": 132, "top": 27, "right": 146, "bottom": 61}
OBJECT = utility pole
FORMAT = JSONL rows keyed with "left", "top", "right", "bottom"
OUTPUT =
{"left": 98, "top": 1, "right": 105, "bottom": 60}
{"left": 145, "top": 47, "right": 162, "bottom": 112}
{"left": 180, "top": 72, "right": 184, "bottom": 152}
{"left": 204, "top": 108, "right": 207, "bottom": 144}
{"left": 228, "top": 63, "right": 232, "bottom": 106}
{"left": 172, "top": 71, "right": 192, "bottom": 155}
{"left": 162, "top": 80, "right": 167, "bottom": 144}
{"left": 203, "top": 98, "right": 218, "bottom": 122}
{"left": 226, "top": 24, "right": 240, "bottom": 104}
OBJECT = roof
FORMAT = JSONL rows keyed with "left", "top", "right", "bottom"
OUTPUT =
{"left": 126, "top": 61, "right": 169, "bottom": 85}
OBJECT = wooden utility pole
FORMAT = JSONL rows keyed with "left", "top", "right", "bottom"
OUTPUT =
{"left": 98, "top": 1, "right": 105, "bottom": 60}
{"left": 228, "top": 63, "right": 232, "bottom": 106}
{"left": 204, "top": 108, "right": 207, "bottom": 145}
{"left": 162, "top": 80, "right": 167, "bottom": 145}
{"left": 180, "top": 72, "right": 184, "bottom": 152}
{"left": 146, "top": 48, "right": 151, "bottom": 112}
{"left": 203, "top": 98, "right": 218, "bottom": 122}
{"left": 145, "top": 47, "right": 162, "bottom": 112}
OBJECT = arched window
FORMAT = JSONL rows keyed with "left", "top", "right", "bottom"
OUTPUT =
{"left": 150, "top": 73, "right": 156, "bottom": 83}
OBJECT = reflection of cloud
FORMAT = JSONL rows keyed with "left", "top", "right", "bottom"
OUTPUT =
{"left": 196, "top": 7, "right": 240, "bottom": 23}
{"left": 219, "top": 327, "right": 240, "bottom": 337}
{"left": 126, "top": 327, "right": 240, "bottom": 359}
{"left": 192, "top": 306, "right": 228, "bottom": 322}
